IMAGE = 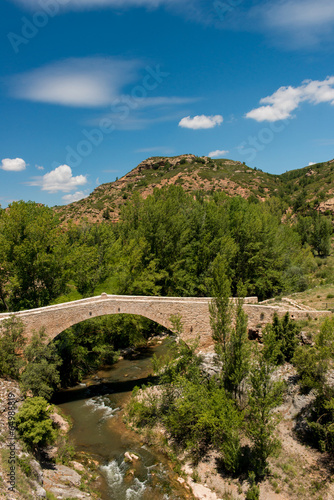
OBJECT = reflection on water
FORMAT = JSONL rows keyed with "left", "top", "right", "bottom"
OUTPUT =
{"left": 53, "top": 341, "right": 191, "bottom": 500}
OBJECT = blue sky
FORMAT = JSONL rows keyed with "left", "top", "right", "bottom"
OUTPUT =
{"left": 1, "top": 0, "right": 334, "bottom": 207}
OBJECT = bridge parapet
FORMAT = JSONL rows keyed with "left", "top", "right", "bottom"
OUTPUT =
{"left": 0, "top": 294, "right": 330, "bottom": 349}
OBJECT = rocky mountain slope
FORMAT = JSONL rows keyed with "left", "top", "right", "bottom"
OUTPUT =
{"left": 55, "top": 154, "right": 334, "bottom": 224}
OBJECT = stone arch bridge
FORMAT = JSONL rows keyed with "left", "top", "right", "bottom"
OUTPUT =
{"left": 0, "top": 294, "right": 331, "bottom": 349}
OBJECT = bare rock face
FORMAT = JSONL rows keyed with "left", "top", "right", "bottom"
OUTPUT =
{"left": 43, "top": 464, "right": 91, "bottom": 499}
{"left": 50, "top": 411, "right": 70, "bottom": 433}
{"left": 199, "top": 352, "right": 223, "bottom": 378}
{"left": 299, "top": 331, "right": 314, "bottom": 346}
{"left": 319, "top": 196, "right": 334, "bottom": 214}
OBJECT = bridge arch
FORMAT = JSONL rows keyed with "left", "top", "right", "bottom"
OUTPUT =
{"left": 0, "top": 294, "right": 328, "bottom": 350}
{"left": 0, "top": 294, "right": 214, "bottom": 347}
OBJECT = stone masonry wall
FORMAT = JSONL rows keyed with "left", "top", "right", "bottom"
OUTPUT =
{"left": 0, "top": 294, "right": 331, "bottom": 350}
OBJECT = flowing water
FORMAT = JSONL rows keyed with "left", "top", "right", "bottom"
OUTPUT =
{"left": 53, "top": 340, "right": 192, "bottom": 500}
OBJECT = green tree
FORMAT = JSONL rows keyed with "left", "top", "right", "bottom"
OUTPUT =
{"left": 0, "top": 201, "right": 67, "bottom": 310}
{"left": 293, "top": 317, "right": 334, "bottom": 391}
{"left": 209, "top": 255, "right": 232, "bottom": 360}
{"left": 247, "top": 355, "right": 284, "bottom": 477}
{"left": 0, "top": 317, "right": 26, "bottom": 379}
{"left": 311, "top": 214, "right": 332, "bottom": 257}
{"left": 210, "top": 266, "right": 250, "bottom": 398}
{"left": 15, "top": 397, "right": 57, "bottom": 451}
{"left": 293, "top": 318, "right": 334, "bottom": 453}
{"left": 262, "top": 312, "right": 299, "bottom": 364}
{"left": 20, "top": 329, "right": 62, "bottom": 400}
{"left": 224, "top": 295, "right": 251, "bottom": 399}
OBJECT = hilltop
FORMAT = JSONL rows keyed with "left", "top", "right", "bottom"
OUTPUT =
{"left": 55, "top": 154, "right": 334, "bottom": 224}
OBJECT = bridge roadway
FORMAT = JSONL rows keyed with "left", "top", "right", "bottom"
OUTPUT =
{"left": 0, "top": 294, "right": 331, "bottom": 349}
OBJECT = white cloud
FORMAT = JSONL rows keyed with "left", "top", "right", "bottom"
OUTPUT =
{"left": 247, "top": 0, "right": 334, "bottom": 48}
{"left": 35, "top": 164, "right": 44, "bottom": 170}
{"left": 62, "top": 191, "right": 88, "bottom": 203}
{"left": 1, "top": 158, "right": 26, "bottom": 171}
{"left": 179, "top": 115, "right": 223, "bottom": 130}
{"left": 208, "top": 149, "right": 229, "bottom": 158}
{"left": 262, "top": 0, "right": 334, "bottom": 31}
{"left": 308, "top": 162, "right": 316, "bottom": 166}
{"left": 246, "top": 76, "right": 334, "bottom": 122}
{"left": 9, "top": 57, "right": 141, "bottom": 108}
{"left": 28, "top": 164, "right": 87, "bottom": 193}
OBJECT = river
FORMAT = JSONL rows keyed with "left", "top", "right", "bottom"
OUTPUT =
{"left": 52, "top": 339, "right": 192, "bottom": 500}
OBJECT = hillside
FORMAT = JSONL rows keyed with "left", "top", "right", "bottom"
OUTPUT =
{"left": 55, "top": 154, "right": 334, "bottom": 224}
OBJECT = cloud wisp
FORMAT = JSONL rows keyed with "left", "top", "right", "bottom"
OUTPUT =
{"left": 179, "top": 114, "right": 223, "bottom": 130}
{"left": 246, "top": 76, "right": 334, "bottom": 122}
{"left": 247, "top": 0, "right": 334, "bottom": 48}
{"left": 1, "top": 158, "right": 27, "bottom": 171}
{"left": 6, "top": 57, "right": 195, "bottom": 132}
{"left": 8, "top": 57, "right": 141, "bottom": 108}
{"left": 208, "top": 149, "right": 229, "bottom": 158}
{"left": 62, "top": 191, "right": 88, "bottom": 203}
{"left": 27, "top": 164, "right": 87, "bottom": 192}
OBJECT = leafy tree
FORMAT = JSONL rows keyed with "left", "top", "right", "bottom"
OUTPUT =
{"left": 55, "top": 315, "right": 151, "bottom": 386}
{"left": 311, "top": 214, "right": 332, "bottom": 257}
{"left": 69, "top": 244, "right": 103, "bottom": 296}
{"left": 224, "top": 295, "right": 251, "bottom": 399}
{"left": 20, "top": 329, "right": 62, "bottom": 400}
{"left": 293, "top": 317, "right": 334, "bottom": 391}
{"left": 0, "top": 201, "right": 67, "bottom": 310}
{"left": 210, "top": 266, "right": 250, "bottom": 398}
{"left": 293, "top": 318, "right": 334, "bottom": 453}
{"left": 209, "top": 255, "right": 232, "bottom": 360}
{"left": 0, "top": 317, "right": 26, "bottom": 379}
{"left": 15, "top": 397, "right": 57, "bottom": 451}
{"left": 262, "top": 312, "right": 299, "bottom": 365}
{"left": 247, "top": 355, "right": 284, "bottom": 477}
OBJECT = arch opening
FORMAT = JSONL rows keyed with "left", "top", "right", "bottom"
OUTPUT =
{"left": 50, "top": 313, "right": 173, "bottom": 388}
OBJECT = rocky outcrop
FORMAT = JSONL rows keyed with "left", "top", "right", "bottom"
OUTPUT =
{"left": 43, "top": 465, "right": 91, "bottom": 499}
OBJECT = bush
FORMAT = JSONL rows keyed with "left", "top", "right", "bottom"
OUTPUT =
{"left": 163, "top": 377, "right": 243, "bottom": 468}
{"left": 15, "top": 397, "right": 57, "bottom": 450}
{"left": 263, "top": 313, "right": 299, "bottom": 365}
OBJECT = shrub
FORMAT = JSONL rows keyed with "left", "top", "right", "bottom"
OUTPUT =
{"left": 262, "top": 313, "right": 299, "bottom": 365}
{"left": 15, "top": 397, "right": 57, "bottom": 451}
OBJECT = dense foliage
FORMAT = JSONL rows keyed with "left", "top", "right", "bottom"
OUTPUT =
{"left": 0, "top": 187, "right": 330, "bottom": 314}
{"left": 128, "top": 293, "right": 284, "bottom": 482}
{"left": 293, "top": 318, "right": 334, "bottom": 453}
{"left": 15, "top": 397, "right": 57, "bottom": 450}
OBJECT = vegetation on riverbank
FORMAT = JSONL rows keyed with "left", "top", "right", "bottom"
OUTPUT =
{"left": 125, "top": 277, "right": 334, "bottom": 499}
{"left": 0, "top": 184, "right": 332, "bottom": 314}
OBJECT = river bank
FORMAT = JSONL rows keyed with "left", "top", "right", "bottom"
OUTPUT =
{"left": 124, "top": 358, "right": 334, "bottom": 500}
{"left": 0, "top": 377, "right": 101, "bottom": 499}
{"left": 0, "top": 334, "right": 193, "bottom": 500}
{"left": 52, "top": 335, "right": 194, "bottom": 500}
